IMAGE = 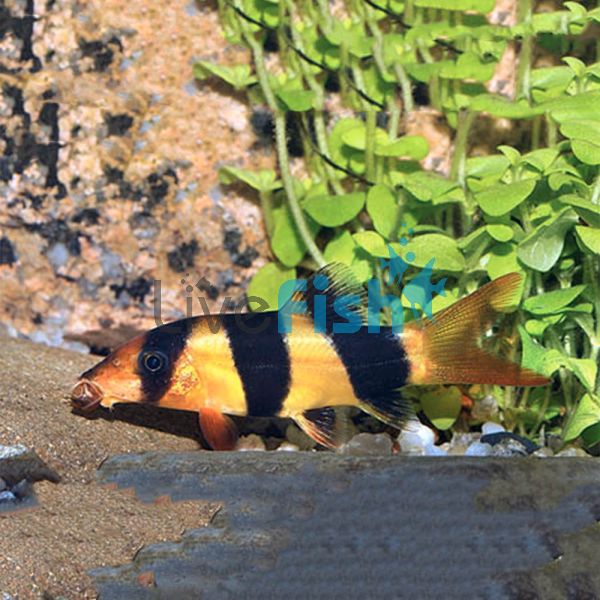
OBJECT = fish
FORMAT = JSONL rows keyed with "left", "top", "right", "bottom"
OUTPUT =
{"left": 70, "top": 266, "right": 548, "bottom": 450}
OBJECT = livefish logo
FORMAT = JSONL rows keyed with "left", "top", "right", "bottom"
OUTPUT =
{"left": 152, "top": 225, "right": 448, "bottom": 335}
{"left": 277, "top": 225, "right": 447, "bottom": 335}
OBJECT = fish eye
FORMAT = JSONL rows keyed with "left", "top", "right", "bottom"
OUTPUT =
{"left": 140, "top": 351, "right": 168, "bottom": 374}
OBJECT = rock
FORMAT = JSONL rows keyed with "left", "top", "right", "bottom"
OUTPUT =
{"left": 137, "top": 571, "right": 156, "bottom": 588}
{"left": 480, "top": 432, "right": 538, "bottom": 456}
{"left": 235, "top": 434, "right": 266, "bottom": 452}
{"left": 424, "top": 444, "right": 448, "bottom": 456}
{"left": 0, "top": 477, "right": 6, "bottom": 492}
{"left": 555, "top": 447, "right": 589, "bottom": 457}
{"left": 0, "top": 491, "right": 17, "bottom": 505}
{"left": 340, "top": 433, "right": 393, "bottom": 456}
{"left": 446, "top": 432, "right": 479, "bottom": 456}
{"left": 532, "top": 447, "right": 554, "bottom": 458}
{"left": 489, "top": 439, "right": 529, "bottom": 457}
{"left": 465, "top": 442, "right": 493, "bottom": 457}
{"left": 471, "top": 394, "right": 499, "bottom": 421}
{"left": 398, "top": 421, "right": 435, "bottom": 455}
{"left": 481, "top": 422, "right": 505, "bottom": 436}
{"left": 277, "top": 442, "right": 300, "bottom": 452}
{"left": 0, "top": 444, "right": 60, "bottom": 486}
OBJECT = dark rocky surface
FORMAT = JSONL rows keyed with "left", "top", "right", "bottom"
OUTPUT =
{"left": 94, "top": 452, "right": 600, "bottom": 599}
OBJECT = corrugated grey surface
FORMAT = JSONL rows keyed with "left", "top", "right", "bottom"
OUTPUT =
{"left": 94, "top": 454, "right": 600, "bottom": 599}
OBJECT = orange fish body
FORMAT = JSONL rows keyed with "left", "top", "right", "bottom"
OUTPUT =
{"left": 71, "top": 267, "right": 548, "bottom": 449}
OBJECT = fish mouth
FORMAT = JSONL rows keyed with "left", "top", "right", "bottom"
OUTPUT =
{"left": 70, "top": 379, "right": 104, "bottom": 412}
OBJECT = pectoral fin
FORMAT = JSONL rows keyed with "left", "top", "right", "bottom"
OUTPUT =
{"left": 294, "top": 407, "right": 349, "bottom": 449}
{"left": 198, "top": 408, "right": 239, "bottom": 451}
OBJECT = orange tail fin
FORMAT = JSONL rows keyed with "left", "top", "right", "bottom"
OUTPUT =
{"left": 404, "top": 273, "right": 549, "bottom": 387}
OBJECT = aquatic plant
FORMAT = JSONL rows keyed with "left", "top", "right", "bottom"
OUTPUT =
{"left": 196, "top": 0, "right": 600, "bottom": 448}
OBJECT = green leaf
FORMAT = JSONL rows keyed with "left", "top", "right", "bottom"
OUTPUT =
{"left": 523, "top": 285, "right": 587, "bottom": 315}
{"left": 341, "top": 124, "right": 388, "bottom": 151}
{"left": 497, "top": 145, "right": 521, "bottom": 167}
{"left": 414, "top": 0, "right": 495, "bottom": 12}
{"left": 547, "top": 91, "right": 600, "bottom": 123}
{"left": 440, "top": 52, "right": 496, "bottom": 82}
{"left": 519, "top": 326, "right": 563, "bottom": 376}
{"left": 564, "top": 394, "right": 600, "bottom": 442}
{"left": 563, "top": 357, "right": 598, "bottom": 393}
{"left": 271, "top": 204, "right": 320, "bottom": 267}
{"left": 581, "top": 421, "right": 600, "bottom": 447}
{"left": 575, "top": 226, "right": 600, "bottom": 255}
{"left": 458, "top": 227, "right": 490, "bottom": 251}
{"left": 302, "top": 192, "right": 365, "bottom": 227}
{"left": 559, "top": 119, "right": 600, "bottom": 145}
{"left": 486, "top": 224, "right": 513, "bottom": 242}
{"left": 482, "top": 243, "right": 522, "bottom": 280}
{"left": 571, "top": 139, "right": 600, "bottom": 165}
{"left": 476, "top": 179, "right": 536, "bottom": 217}
{"left": 517, "top": 209, "right": 578, "bottom": 272}
{"left": 403, "top": 171, "right": 459, "bottom": 202}
{"left": 530, "top": 66, "right": 574, "bottom": 92}
{"left": 521, "top": 148, "right": 560, "bottom": 173}
{"left": 193, "top": 61, "right": 256, "bottom": 90}
{"left": 420, "top": 386, "right": 462, "bottom": 430}
{"left": 558, "top": 195, "right": 600, "bottom": 227}
{"left": 324, "top": 231, "right": 374, "bottom": 283}
{"left": 366, "top": 184, "right": 401, "bottom": 240}
{"left": 324, "top": 230, "right": 355, "bottom": 264}
{"left": 375, "top": 136, "right": 430, "bottom": 160}
{"left": 353, "top": 231, "right": 390, "bottom": 258}
{"left": 470, "top": 94, "right": 543, "bottom": 119}
{"left": 275, "top": 88, "right": 316, "bottom": 112}
{"left": 563, "top": 56, "right": 587, "bottom": 79}
{"left": 219, "top": 166, "right": 280, "bottom": 192}
{"left": 247, "top": 263, "right": 296, "bottom": 311}
{"left": 466, "top": 154, "right": 510, "bottom": 180}
{"left": 402, "top": 234, "right": 465, "bottom": 272}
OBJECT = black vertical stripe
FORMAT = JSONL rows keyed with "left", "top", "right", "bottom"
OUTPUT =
{"left": 328, "top": 327, "right": 410, "bottom": 400}
{"left": 138, "top": 318, "right": 194, "bottom": 403}
{"left": 299, "top": 268, "right": 409, "bottom": 400}
{"left": 222, "top": 312, "right": 290, "bottom": 417}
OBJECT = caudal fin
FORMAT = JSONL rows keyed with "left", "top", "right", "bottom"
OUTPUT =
{"left": 404, "top": 273, "right": 549, "bottom": 387}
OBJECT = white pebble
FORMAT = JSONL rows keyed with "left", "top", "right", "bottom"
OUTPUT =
{"left": 555, "top": 447, "right": 588, "bottom": 457}
{"left": 340, "top": 433, "right": 393, "bottom": 456}
{"left": 277, "top": 442, "right": 300, "bottom": 452}
{"left": 424, "top": 444, "right": 448, "bottom": 456}
{"left": 464, "top": 442, "right": 493, "bottom": 457}
{"left": 481, "top": 421, "right": 505, "bottom": 436}
{"left": 0, "top": 490, "right": 17, "bottom": 504}
{"left": 398, "top": 421, "right": 435, "bottom": 454}
{"left": 532, "top": 447, "right": 554, "bottom": 458}
{"left": 0, "top": 445, "right": 28, "bottom": 459}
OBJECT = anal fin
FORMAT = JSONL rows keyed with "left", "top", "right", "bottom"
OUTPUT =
{"left": 359, "top": 390, "right": 415, "bottom": 430}
{"left": 294, "top": 407, "right": 349, "bottom": 449}
{"left": 199, "top": 408, "right": 239, "bottom": 451}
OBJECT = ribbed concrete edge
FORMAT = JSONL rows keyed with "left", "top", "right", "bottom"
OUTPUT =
{"left": 92, "top": 453, "right": 600, "bottom": 599}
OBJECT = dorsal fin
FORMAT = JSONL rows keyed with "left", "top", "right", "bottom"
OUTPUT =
{"left": 286, "top": 263, "right": 368, "bottom": 330}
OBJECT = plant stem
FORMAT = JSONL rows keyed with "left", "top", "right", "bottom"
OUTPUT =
{"left": 516, "top": 0, "right": 533, "bottom": 103}
{"left": 365, "top": 109, "right": 377, "bottom": 183}
{"left": 394, "top": 64, "right": 414, "bottom": 117}
{"left": 274, "top": 112, "right": 326, "bottom": 267}
{"left": 546, "top": 114, "right": 557, "bottom": 147}
{"left": 284, "top": 0, "right": 343, "bottom": 194}
{"left": 240, "top": 17, "right": 325, "bottom": 267}
{"left": 449, "top": 109, "right": 475, "bottom": 187}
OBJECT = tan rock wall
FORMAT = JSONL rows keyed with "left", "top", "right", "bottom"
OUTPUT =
{"left": 0, "top": 0, "right": 272, "bottom": 350}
